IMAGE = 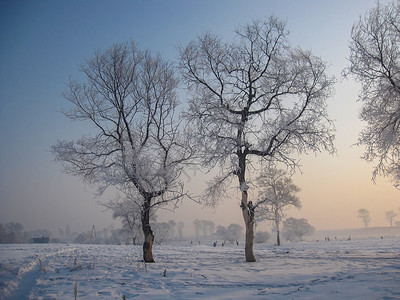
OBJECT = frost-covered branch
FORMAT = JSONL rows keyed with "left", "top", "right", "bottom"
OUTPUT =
{"left": 346, "top": 1, "right": 400, "bottom": 188}
{"left": 53, "top": 41, "right": 193, "bottom": 262}
{"left": 180, "top": 17, "right": 335, "bottom": 261}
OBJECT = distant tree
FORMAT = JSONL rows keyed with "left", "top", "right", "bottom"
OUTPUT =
{"left": 0, "top": 224, "right": 7, "bottom": 243}
{"left": 385, "top": 210, "right": 397, "bottom": 227}
{"left": 193, "top": 219, "right": 215, "bottom": 239}
{"left": 193, "top": 219, "right": 200, "bottom": 240}
{"left": 168, "top": 220, "right": 177, "bottom": 239}
{"left": 199, "top": 221, "right": 208, "bottom": 237}
{"left": 177, "top": 222, "right": 184, "bottom": 239}
{"left": 345, "top": 1, "right": 400, "bottom": 188}
{"left": 283, "top": 217, "right": 315, "bottom": 242}
{"left": 65, "top": 225, "right": 71, "bottom": 242}
{"left": 58, "top": 228, "right": 65, "bottom": 241}
{"left": 52, "top": 41, "right": 193, "bottom": 262}
{"left": 0, "top": 222, "right": 25, "bottom": 244}
{"left": 200, "top": 220, "right": 215, "bottom": 237}
{"left": 216, "top": 224, "right": 243, "bottom": 243}
{"left": 215, "top": 225, "right": 227, "bottom": 241}
{"left": 7, "top": 232, "right": 19, "bottom": 244}
{"left": 227, "top": 224, "right": 243, "bottom": 243}
{"left": 206, "top": 220, "right": 215, "bottom": 238}
{"left": 74, "top": 232, "right": 90, "bottom": 244}
{"left": 358, "top": 208, "right": 371, "bottom": 228}
{"left": 152, "top": 222, "right": 171, "bottom": 244}
{"left": 254, "top": 231, "right": 270, "bottom": 244}
{"left": 5, "top": 222, "right": 24, "bottom": 233}
{"left": 255, "top": 168, "right": 301, "bottom": 246}
{"left": 104, "top": 195, "right": 156, "bottom": 245}
{"left": 180, "top": 17, "right": 335, "bottom": 261}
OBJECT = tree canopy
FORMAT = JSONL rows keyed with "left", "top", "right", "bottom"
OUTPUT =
{"left": 346, "top": 1, "right": 400, "bottom": 188}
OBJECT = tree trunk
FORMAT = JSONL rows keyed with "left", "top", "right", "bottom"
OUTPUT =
{"left": 276, "top": 230, "right": 281, "bottom": 246}
{"left": 142, "top": 198, "right": 155, "bottom": 263}
{"left": 143, "top": 229, "right": 154, "bottom": 263}
{"left": 275, "top": 220, "right": 281, "bottom": 246}
{"left": 241, "top": 190, "right": 256, "bottom": 262}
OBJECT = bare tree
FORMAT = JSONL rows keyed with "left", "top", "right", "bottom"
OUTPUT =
{"left": 52, "top": 41, "right": 192, "bottom": 262}
{"left": 179, "top": 18, "right": 335, "bottom": 261}
{"left": 385, "top": 210, "right": 397, "bottom": 227}
{"left": 255, "top": 168, "right": 301, "bottom": 246}
{"left": 358, "top": 208, "right": 371, "bottom": 228}
{"left": 345, "top": 1, "right": 400, "bottom": 188}
{"left": 283, "top": 217, "right": 315, "bottom": 242}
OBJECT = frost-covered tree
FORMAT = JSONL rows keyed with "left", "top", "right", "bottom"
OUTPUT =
{"left": 104, "top": 195, "right": 156, "bottom": 245}
{"left": 0, "top": 223, "right": 26, "bottom": 244}
{"left": 168, "top": 220, "right": 177, "bottom": 239}
{"left": 179, "top": 18, "right": 335, "bottom": 261}
{"left": 358, "top": 208, "right": 371, "bottom": 228}
{"left": 385, "top": 210, "right": 397, "bottom": 227}
{"left": 201, "top": 220, "right": 215, "bottom": 237}
{"left": 193, "top": 219, "right": 215, "bottom": 239}
{"left": 152, "top": 222, "right": 172, "bottom": 244}
{"left": 254, "top": 231, "right": 270, "bottom": 244}
{"left": 216, "top": 224, "right": 243, "bottom": 243}
{"left": 5, "top": 222, "right": 24, "bottom": 234}
{"left": 255, "top": 168, "right": 301, "bottom": 246}
{"left": 283, "top": 217, "right": 315, "bottom": 242}
{"left": 177, "top": 221, "right": 184, "bottom": 239}
{"left": 206, "top": 220, "right": 215, "bottom": 237}
{"left": 52, "top": 41, "right": 193, "bottom": 262}
{"left": 346, "top": 1, "right": 400, "bottom": 188}
{"left": 199, "top": 220, "right": 208, "bottom": 237}
{"left": 193, "top": 219, "right": 201, "bottom": 240}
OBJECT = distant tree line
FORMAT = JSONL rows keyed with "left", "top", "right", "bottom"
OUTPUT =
{"left": 0, "top": 222, "right": 52, "bottom": 244}
{"left": 358, "top": 208, "right": 400, "bottom": 228}
{"left": 193, "top": 219, "right": 215, "bottom": 240}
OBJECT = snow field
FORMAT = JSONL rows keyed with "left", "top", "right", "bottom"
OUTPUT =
{"left": 0, "top": 237, "right": 399, "bottom": 299}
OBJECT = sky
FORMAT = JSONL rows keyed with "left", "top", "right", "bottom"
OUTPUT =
{"left": 0, "top": 0, "right": 398, "bottom": 236}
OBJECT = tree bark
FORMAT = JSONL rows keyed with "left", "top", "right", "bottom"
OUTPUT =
{"left": 275, "top": 220, "right": 281, "bottom": 246}
{"left": 142, "top": 198, "right": 155, "bottom": 263}
{"left": 143, "top": 229, "right": 154, "bottom": 263}
{"left": 276, "top": 230, "right": 281, "bottom": 246}
{"left": 241, "top": 190, "right": 256, "bottom": 262}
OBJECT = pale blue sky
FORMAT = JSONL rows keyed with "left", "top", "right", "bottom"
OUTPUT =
{"left": 0, "top": 0, "right": 398, "bottom": 234}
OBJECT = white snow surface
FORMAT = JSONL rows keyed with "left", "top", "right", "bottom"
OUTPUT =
{"left": 1, "top": 237, "right": 400, "bottom": 299}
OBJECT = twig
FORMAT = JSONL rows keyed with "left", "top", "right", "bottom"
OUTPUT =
{"left": 74, "top": 279, "right": 78, "bottom": 300}
{"left": 37, "top": 257, "right": 46, "bottom": 273}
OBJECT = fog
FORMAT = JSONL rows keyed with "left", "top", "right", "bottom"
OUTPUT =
{"left": 0, "top": 0, "right": 399, "bottom": 238}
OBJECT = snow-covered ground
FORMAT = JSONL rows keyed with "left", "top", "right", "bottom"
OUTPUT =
{"left": 1, "top": 237, "right": 399, "bottom": 299}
